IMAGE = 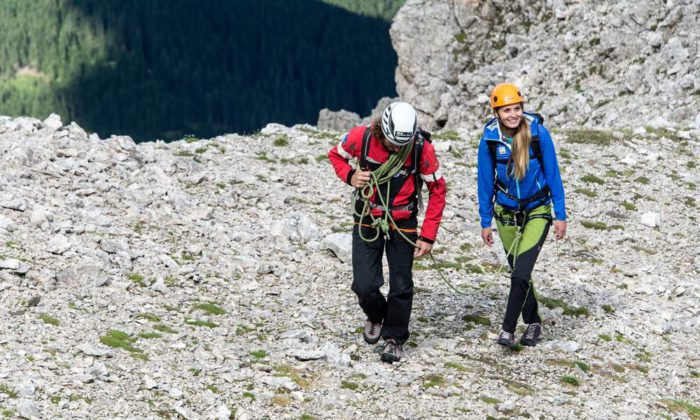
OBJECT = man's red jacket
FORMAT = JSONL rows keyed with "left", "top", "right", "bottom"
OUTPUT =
{"left": 327, "top": 125, "right": 447, "bottom": 243}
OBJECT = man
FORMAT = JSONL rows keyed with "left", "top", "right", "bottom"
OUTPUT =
{"left": 327, "top": 102, "right": 447, "bottom": 363}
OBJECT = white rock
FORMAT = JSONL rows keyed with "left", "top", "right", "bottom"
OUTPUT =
{"left": 640, "top": 212, "right": 660, "bottom": 227}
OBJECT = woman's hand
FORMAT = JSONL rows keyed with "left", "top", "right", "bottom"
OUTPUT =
{"left": 553, "top": 220, "right": 567, "bottom": 240}
{"left": 414, "top": 239, "right": 432, "bottom": 257}
{"left": 481, "top": 227, "right": 493, "bottom": 247}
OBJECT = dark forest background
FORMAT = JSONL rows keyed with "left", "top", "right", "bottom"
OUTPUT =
{"left": 0, "top": 0, "right": 404, "bottom": 141}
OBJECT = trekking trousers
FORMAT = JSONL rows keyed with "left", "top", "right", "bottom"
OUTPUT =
{"left": 495, "top": 205, "right": 551, "bottom": 334}
{"left": 351, "top": 217, "right": 417, "bottom": 345}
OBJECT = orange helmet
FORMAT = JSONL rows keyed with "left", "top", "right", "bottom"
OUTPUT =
{"left": 490, "top": 83, "right": 524, "bottom": 109}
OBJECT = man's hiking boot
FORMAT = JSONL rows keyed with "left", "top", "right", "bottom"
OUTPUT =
{"left": 520, "top": 323, "right": 542, "bottom": 346}
{"left": 363, "top": 320, "right": 383, "bottom": 345}
{"left": 381, "top": 338, "right": 403, "bottom": 363}
{"left": 497, "top": 330, "right": 516, "bottom": 347}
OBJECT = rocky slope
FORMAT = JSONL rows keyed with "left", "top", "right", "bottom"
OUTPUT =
{"left": 0, "top": 114, "right": 697, "bottom": 418}
{"left": 390, "top": 0, "right": 700, "bottom": 131}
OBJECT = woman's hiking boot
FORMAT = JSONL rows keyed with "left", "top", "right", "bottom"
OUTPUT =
{"left": 363, "top": 320, "right": 383, "bottom": 344}
{"left": 520, "top": 323, "right": 542, "bottom": 346}
{"left": 381, "top": 338, "right": 403, "bottom": 363}
{"left": 497, "top": 330, "right": 516, "bottom": 347}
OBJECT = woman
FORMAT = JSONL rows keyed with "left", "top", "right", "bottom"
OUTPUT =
{"left": 476, "top": 83, "right": 567, "bottom": 347}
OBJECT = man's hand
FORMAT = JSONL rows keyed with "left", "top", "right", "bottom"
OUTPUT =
{"left": 414, "top": 239, "right": 432, "bottom": 257}
{"left": 351, "top": 169, "right": 372, "bottom": 189}
{"left": 553, "top": 220, "right": 567, "bottom": 240}
{"left": 481, "top": 227, "right": 494, "bottom": 247}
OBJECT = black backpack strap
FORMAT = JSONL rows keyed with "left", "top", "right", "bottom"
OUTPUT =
{"left": 530, "top": 136, "right": 544, "bottom": 168}
{"left": 412, "top": 130, "right": 430, "bottom": 214}
{"left": 359, "top": 126, "right": 372, "bottom": 170}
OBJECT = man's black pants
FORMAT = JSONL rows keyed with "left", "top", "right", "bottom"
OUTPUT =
{"left": 351, "top": 218, "right": 417, "bottom": 345}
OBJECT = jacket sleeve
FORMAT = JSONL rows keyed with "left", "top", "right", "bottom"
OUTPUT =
{"left": 327, "top": 127, "right": 364, "bottom": 185}
{"left": 539, "top": 126, "right": 567, "bottom": 221}
{"left": 477, "top": 135, "right": 495, "bottom": 228}
{"left": 417, "top": 141, "right": 447, "bottom": 243}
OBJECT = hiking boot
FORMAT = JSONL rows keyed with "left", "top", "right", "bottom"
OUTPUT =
{"left": 520, "top": 323, "right": 543, "bottom": 346}
{"left": 497, "top": 330, "right": 516, "bottom": 347}
{"left": 381, "top": 338, "right": 403, "bottom": 363}
{"left": 363, "top": 320, "right": 383, "bottom": 344}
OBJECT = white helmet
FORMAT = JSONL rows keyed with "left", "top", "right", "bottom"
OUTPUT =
{"left": 381, "top": 102, "right": 417, "bottom": 146}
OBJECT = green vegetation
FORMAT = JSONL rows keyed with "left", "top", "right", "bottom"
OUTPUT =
{"left": 250, "top": 350, "right": 268, "bottom": 359}
{"left": 480, "top": 396, "right": 501, "bottom": 404}
{"left": 0, "top": 384, "right": 18, "bottom": 399}
{"left": 341, "top": 381, "right": 359, "bottom": 390}
{"left": 635, "top": 176, "right": 651, "bottom": 185}
{"left": 99, "top": 330, "right": 146, "bottom": 359}
{"left": 127, "top": 273, "right": 147, "bottom": 287}
{"left": 660, "top": 399, "right": 700, "bottom": 418}
{"left": 423, "top": 374, "right": 445, "bottom": 388}
{"left": 565, "top": 129, "right": 615, "bottom": 145}
{"left": 0, "top": 0, "right": 399, "bottom": 141}
{"left": 581, "top": 174, "right": 605, "bottom": 184}
{"left": 538, "top": 295, "right": 589, "bottom": 316}
{"left": 39, "top": 314, "right": 60, "bottom": 326}
{"left": 561, "top": 376, "right": 580, "bottom": 386}
{"left": 574, "top": 188, "right": 597, "bottom": 198}
{"left": 599, "top": 334, "right": 612, "bottom": 342}
{"left": 192, "top": 302, "right": 226, "bottom": 315}
{"left": 621, "top": 201, "right": 637, "bottom": 211}
{"left": 185, "top": 319, "right": 218, "bottom": 328}
{"left": 462, "top": 314, "right": 491, "bottom": 326}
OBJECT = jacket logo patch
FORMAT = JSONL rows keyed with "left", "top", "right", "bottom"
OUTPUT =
{"left": 341, "top": 133, "right": 349, "bottom": 144}
{"left": 498, "top": 146, "right": 507, "bottom": 155}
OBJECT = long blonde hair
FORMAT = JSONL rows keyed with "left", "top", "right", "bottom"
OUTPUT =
{"left": 509, "top": 118, "right": 531, "bottom": 180}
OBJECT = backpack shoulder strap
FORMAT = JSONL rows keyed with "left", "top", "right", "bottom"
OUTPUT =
{"left": 360, "top": 126, "right": 372, "bottom": 170}
{"left": 530, "top": 136, "right": 544, "bottom": 167}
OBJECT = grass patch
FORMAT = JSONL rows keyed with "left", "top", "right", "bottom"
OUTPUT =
{"left": 480, "top": 396, "right": 501, "bottom": 405}
{"left": 601, "top": 304, "right": 615, "bottom": 314}
{"left": 423, "top": 374, "right": 446, "bottom": 388}
{"left": 273, "top": 136, "right": 289, "bottom": 147}
{"left": 621, "top": 201, "right": 637, "bottom": 211}
{"left": 598, "top": 334, "right": 612, "bottom": 342}
{"left": 99, "top": 330, "right": 145, "bottom": 357}
{"left": 462, "top": 314, "right": 491, "bottom": 326}
{"left": 635, "top": 176, "right": 650, "bottom": 185}
{"left": 154, "top": 324, "right": 177, "bottom": 334}
{"left": 574, "top": 188, "right": 597, "bottom": 198}
{"left": 660, "top": 399, "right": 700, "bottom": 418}
{"left": 581, "top": 220, "right": 608, "bottom": 230}
{"left": 341, "top": 381, "right": 359, "bottom": 391}
{"left": 242, "top": 392, "right": 255, "bottom": 400}
{"left": 574, "top": 361, "right": 590, "bottom": 372}
{"left": 276, "top": 365, "right": 311, "bottom": 388}
{"left": 539, "top": 295, "right": 589, "bottom": 316}
{"left": 0, "top": 384, "right": 18, "bottom": 399}
{"left": 566, "top": 129, "right": 614, "bottom": 145}
{"left": 581, "top": 174, "right": 605, "bottom": 184}
{"left": 137, "top": 313, "right": 161, "bottom": 322}
{"left": 445, "top": 362, "right": 467, "bottom": 372}
{"left": 127, "top": 273, "right": 147, "bottom": 287}
{"left": 560, "top": 376, "right": 580, "bottom": 386}
{"left": 138, "top": 332, "right": 162, "bottom": 339}
{"left": 192, "top": 302, "right": 226, "bottom": 315}
{"left": 185, "top": 319, "right": 218, "bottom": 328}
{"left": 434, "top": 129, "right": 461, "bottom": 141}
{"left": 39, "top": 314, "right": 60, "bottom": 326}
{"left": 250, "top": 349, "right": 268, "bottom": 359}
